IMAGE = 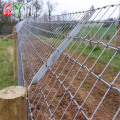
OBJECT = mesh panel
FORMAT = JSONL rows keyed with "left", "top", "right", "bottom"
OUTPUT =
{"left": 16, "top": 4, "right": 120, "bottom": 120}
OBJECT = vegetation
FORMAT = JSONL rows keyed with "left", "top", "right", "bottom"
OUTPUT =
{"left": 67, "top": 43, "right": 120, "bottom": 71}
{"left": 38, "top": 29, "right": 120, "bottom": 72}
{"left": 79, "top": 23, "right": 118, "bottom": 40}
{"left": 0, "top": 38, "right": 15, "bottom": 90}
{"left": 50, "top": 23, "right": 118, "bottom": 42}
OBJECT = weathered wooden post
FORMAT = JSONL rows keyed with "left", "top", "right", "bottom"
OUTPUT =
{"left": 13, "top": 27, "right": 18, "bottom": 84}
{"left": 0, "top": 86, "right": 27, "bottom": 120}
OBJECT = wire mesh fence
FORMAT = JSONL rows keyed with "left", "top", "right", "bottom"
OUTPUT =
{"left": 16, "top": 4, "right": 120, "bottom": 120}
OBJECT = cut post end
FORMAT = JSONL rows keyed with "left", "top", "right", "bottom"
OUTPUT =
{"left": 0, "top": 86, "right": 27, "bottom": 99}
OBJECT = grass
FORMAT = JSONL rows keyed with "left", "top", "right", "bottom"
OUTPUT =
{"left": 38, "top": 34, "right": 120, "bottom": 72}
{"left": 37, "top": 23, "right": 120, "bottom": 72}
{"left": 0, "top": 38, "right": 15, "bottom": 90}
{"left": 79, "top": 24, "right": 118, "bottom": 40}
{"left": 38, "top": 35, "right": 64, "bottom": 46}
{"left": 52, "top": 23, "right": 118, "bottom": 41}
{"left": 67, "top": 42, "right": 120, "bottom": 71}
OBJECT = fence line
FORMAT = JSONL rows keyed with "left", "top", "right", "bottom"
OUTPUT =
{"left": 16, "top": 4, "right": 120, "bottom": 120}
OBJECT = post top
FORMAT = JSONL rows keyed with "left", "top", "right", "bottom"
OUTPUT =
{"left": 0, "top": 86, "right": 27, "bottom": 99}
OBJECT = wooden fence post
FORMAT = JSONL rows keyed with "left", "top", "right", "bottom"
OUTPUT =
{"left": 0, "top": 86, "right": 27, "bottom": 120}
{"left": 13, "top": 27, "right": 18, "bottom": 84}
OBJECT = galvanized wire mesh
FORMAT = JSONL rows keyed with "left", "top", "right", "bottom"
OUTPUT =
{"left": 16, "top": 4, "right": 120, "bottom": 120}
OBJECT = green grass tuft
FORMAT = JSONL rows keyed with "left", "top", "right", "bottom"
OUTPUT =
{"left": 0, "top": 38, "right": 15, "bottom": 90}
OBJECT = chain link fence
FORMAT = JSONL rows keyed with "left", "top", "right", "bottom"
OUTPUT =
{"left": 16, "top": 4, "right": 120, "bottom": 120}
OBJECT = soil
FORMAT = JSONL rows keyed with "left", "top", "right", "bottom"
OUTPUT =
{"left": 20, "top": 35, "right": 120, "bottom": 120}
